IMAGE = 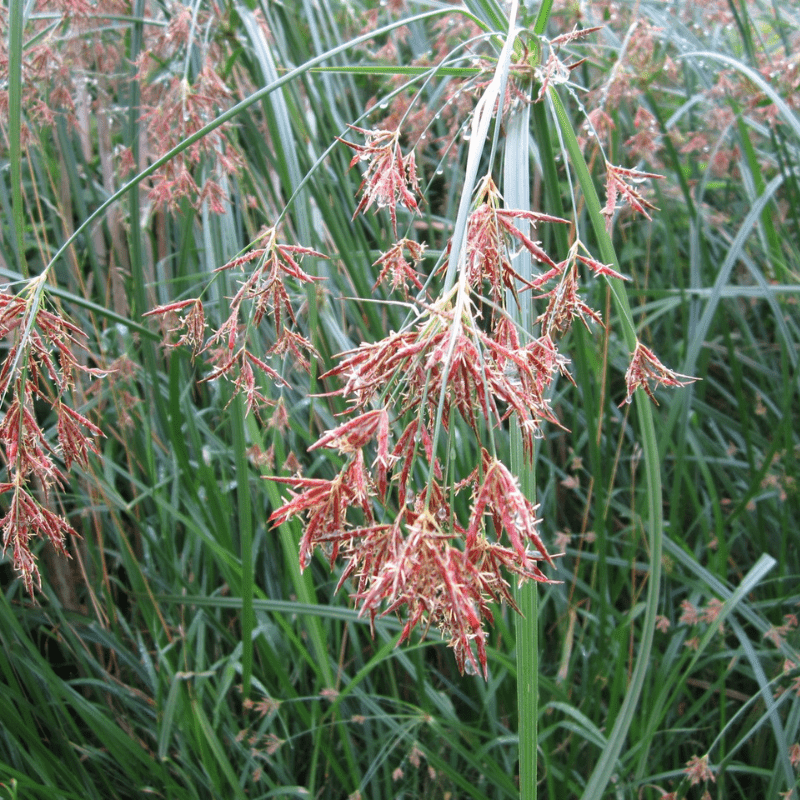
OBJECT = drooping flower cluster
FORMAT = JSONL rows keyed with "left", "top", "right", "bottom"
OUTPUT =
{"left": 132, "top": 4, "right": 243, "bottom": 212}
{"left": 269, "top": 90, "right": 695, "bottom": 675}
{"left": 0, "top": 280, "right": 106, "bottom": 593}
{"left": 125, "top": 13, "right": 697, "bottom": 676}
{"left": 145, "top": 227, "right": 323, "bottom": 417}
{"left": 684, "top": 753, "right": 716, "bottom": 787}
{"left": 339, "top": 125, "right": 422, "bottom": 236}
{"left": 270, "top": 161, "right": 585, "bottom": 675}
{"left": 452, "top": 174, "right": 568, "bottom": 307}
{"left": 372, "top": 239, "right": 426, "bottom": 297}
{"left": 601, "top": 163, "right": 665, "bottom": 232}
{"left": 271, "top": 430, "right": 553, "bottom": 676}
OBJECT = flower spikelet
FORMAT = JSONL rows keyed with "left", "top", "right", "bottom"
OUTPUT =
{"left": 145, "top": 229, "right": 323, "bottom": 413}
{"left": 480, "top": 322, "right": 568, "bottom": 459}
{"left": 353, "top": 500, "right": 489, "bottom": 678}
{"left": 0, "top": 394, "right": 63, "bottom": 489}
{"left": 57, "top": 402, "right": 103, "bottom": 471}
{"left": 538, "top": 258, "right": 603, "bottom": 338}
{"left": 684, "top": 754, "right": 715, "bottom": 786}
{"left": 602, "top": 163, "right": 664, "bottom": 231}
{"left": 320, "top": 296, "right": 487, "bottom": 430}
{"left": 339, "top": 126, "right": 422, "bottom": 236}
{"left": 143, "top": 298, "right": 205, "bottom": 360}
{"left": 219, "top": 229, "right": 325, "bottom": 336}
{"left": 0, "top": 484, "right": 77, "bottom": 594}
{"left": 534, "top": 49, "right": 586, "bottom": 101}
{"left": 467, "top": 453, "right": 553, "bottom": 571}
{"left": 269, "top": 425, "right": 556, "bottom": 677}
{"left": 456, "top": 175, "right": 568, "bottom": 307}
{"left": 372, "top": 239, "right": 426, "bottom": 297}
{"left": 622, "top": 341, "right": 697, "bottom": 405}
{"left": 269, "top": 452, "right": 375, "bottom": 571}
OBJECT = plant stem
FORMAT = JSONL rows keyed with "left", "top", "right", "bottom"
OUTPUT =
{"left": 505, "top": 78, "right": 538, "bottom": 800}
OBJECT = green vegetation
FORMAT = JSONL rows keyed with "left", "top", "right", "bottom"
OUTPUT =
{"left": 0, "top": 1, "right": 798, "bottom": 798}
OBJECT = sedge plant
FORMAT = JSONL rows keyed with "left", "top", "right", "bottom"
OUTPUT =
{"left": 152, "top": 0, "right": 691, "bottom": 795}
{"left": 2, "top": 1, "right": 799, "bottom": 799}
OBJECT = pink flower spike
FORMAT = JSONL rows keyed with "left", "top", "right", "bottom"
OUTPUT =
{"left": 339, "top": 126, "right": 421, "bottom": 236}
{"left": 622, "top": 342, "right": 697, "bottom": 405}
{"left": 684, "top": 754, "right": 715, "bottom": 786}
{"left": 576, "top": 254, "right": 629, "bottom": 281}
{"left": 467, "top": 455, "right": 553, "bottom": 569}
{"left": 57, "top": 402, "right": 104, "bottom": 471}
{"left": 372, "top": 239, "right": 426, "bottom": 296}
{"left": 309, "top": 408, "right": 390, "bottom": 455}
{"left": 534, "top": 51, "right": 584, "bottom": 102}
{"left": 0, "top": 484, "right": 78, "bottom": 595}
{"left": 549, "top": 25, "right": 604, "bottom": 47}
{"left": 142, "top": 299, "right": 199, "bottom": 317}
{"left": 602, "top": 163, "right": 664, "bottom": 231}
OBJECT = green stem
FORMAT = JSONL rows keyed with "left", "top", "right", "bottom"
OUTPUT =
{"left": 230, "top": 396, "right": 254, "bottom": 698}
{"left": 503, "top": 3, "right": 559, "bottom": 795}
{"left": 505, "top": 102, "right": 538, "bottom": 800}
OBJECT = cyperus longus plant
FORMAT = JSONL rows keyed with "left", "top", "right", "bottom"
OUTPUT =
{"left": 0, "top": 1, "right": 695, "bottom": 797}
{"left": 264, "top": 4, "right": 695, "bottom": 798}
{"left": 64, "top": 0, "right": 694, "bottom": 690}
{"left": 268, "top": 4, "right": 694, "bottom": 687}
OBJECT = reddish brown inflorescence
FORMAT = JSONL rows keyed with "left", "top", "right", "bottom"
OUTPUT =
{"left": 0, "top": 283, "right": 107, "bottom": 594}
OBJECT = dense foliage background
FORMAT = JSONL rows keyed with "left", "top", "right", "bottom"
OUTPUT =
{"left": 0, "top": 1, "right": 798, "bottom": 798}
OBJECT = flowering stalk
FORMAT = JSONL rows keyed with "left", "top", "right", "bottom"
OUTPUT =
{"left": 271, "top": 99, "right": 578, "bottom": 671}
{"left": 265, "top": 3, "right": 694, "bottom": 699}
{"left": 504, "top": 67, "right": 541, "bottom": 800}
{"left": 0, "top": 278, "right": 107, "bottom": 593}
